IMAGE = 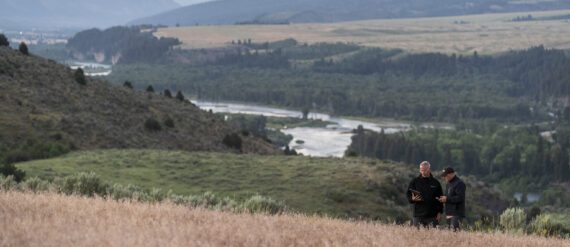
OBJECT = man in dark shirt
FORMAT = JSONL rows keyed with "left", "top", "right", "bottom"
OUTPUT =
{"left": 438, "top": 167, "right": 466, "bottom": 232}
{"left": 407, "top": 161, "right": 443, "bottom": 229}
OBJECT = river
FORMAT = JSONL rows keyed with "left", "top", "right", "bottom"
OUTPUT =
{"left": 194, "top": 100, "right": 453, "bottom": 157}
{"left": 67, "top": 61, "right": 112, "bottom": 76}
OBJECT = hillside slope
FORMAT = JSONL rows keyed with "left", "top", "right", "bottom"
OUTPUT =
{"left": 130, "top": 0, "right": 570, "bottom": 26}
{"left": 0, "top": 47, "right": 277, "bottom": 157}
{"left": 1, "top": 191, "right": 567, "bottom": 247}
{"left": 17, "top": 149, "right": 508, "bottom": 220}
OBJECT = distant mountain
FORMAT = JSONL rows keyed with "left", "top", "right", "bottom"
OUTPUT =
{"left": 130, "top": 0, "right": 570, "bottom": 26}
{"left": 0, "top": 0, "right": 180, "bottom": 29}
{"left": 0, "top": 46, "right": 277, "bottom": 158}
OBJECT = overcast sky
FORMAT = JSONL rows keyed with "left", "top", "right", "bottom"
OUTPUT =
{"left": 173, "top": 0, "right": 215, "bottom": 5}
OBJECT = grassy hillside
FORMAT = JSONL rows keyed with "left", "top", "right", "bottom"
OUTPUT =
{"left": 155, "top": 9, "right": 570, "bottom": 54}
{"left": 131, "top": 0, "right": 570, "bottom": 26}
{"left": 16, "top": 149, "right": 508, "bottom": 220}
{"left": 1, "top": 191, "right": 567, "bottom": 247}
{"left": 0, "top": 46, "right": 277, "bottom": 162}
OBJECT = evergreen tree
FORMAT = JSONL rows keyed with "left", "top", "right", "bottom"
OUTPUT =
{"left": 146, "top": 85, "right": 155, "bottom": 93}
{"left": 0, "top": 34, "right": 9, "bottom": 47}
{"left": 74, "top": 68, "right": 87, "bottom": 85}
{"left": 19, "top": 42, "right": 29, "bottom": 55}
{"left": 164, "top": 89, "right": 172, "bottom": 98}
{"left": 144, "top": 118, "right": 162, "bottom": 131}
{"left": 302, "top": 108, "right": 310, "bottom": 120}
{"left": 123, "top": 81, "right": 133, "bottom": 89}
{"left": 176, "top": 91, "right": 185, "bottom": 101}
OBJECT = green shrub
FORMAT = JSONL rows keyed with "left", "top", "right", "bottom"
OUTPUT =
{"left": 223, "top": 133, "right": 242, "bottom": 150}
{"left": 149, "top": 188, "right": 166, "bottom": 203}
{"left": 500, "top": 207, "right": 527, "bottom": 234}
{"left": 0, "top": 163, "right": 26, "bottom": 182}
{"left": 530, "top": 214, "right": 563, "bottom": 237}
{"left": 19, "top": 42, "right": 29, "bottom": 55}
{"left": 241, "top": 194, "right": 286, "bottom": 214}
{"left": 22, "top": 177, "right": 50, "bottom": 192}
{"left": 325, "top": 188, "right": 354, "bottom": 203}
{"left": 55, "top": 172, "right": 107, "bottom": 196}
{"left": 146, "top": 85, "right": 154, "bottom": 93}
{"left": 186, "top": 191, "right": 221, "bottom": 208}
{"left": 3, "top": 141, "right": 70, "bottom": 164}
{"left": 0, "top": 173, "right": 286, "bottom": 215}
{"left": 106, "top": 183, "right": 148, "bottom": 201}
{"left": 144, "top": 118, "right": 162, "bottom": 132}
{"left": 0, "top": 175, "right": 18, "bottom": 190}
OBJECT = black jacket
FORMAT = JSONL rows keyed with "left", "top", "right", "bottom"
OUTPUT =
{"left": 407, "top": 174, "right": 443, "bottom": 218}
{"left": 444, "top": 175, "right": 466, "bottom": 217}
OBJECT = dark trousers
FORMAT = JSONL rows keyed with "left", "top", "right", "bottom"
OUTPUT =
{"left": 447, "top": 216, "right": 463, "bottom": 231}
{"left": 412, "top": 217, "right": 438, "bottom": 229}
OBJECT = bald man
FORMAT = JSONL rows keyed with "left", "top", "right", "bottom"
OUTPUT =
{"left": 407, "top": 161, "right": 443, "bottom": 229}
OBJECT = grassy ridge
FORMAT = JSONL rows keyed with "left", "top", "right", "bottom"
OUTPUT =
{"left": 155, "top": 9, "right": 570, "bottom": 54}
{"left": 1, "top": 191, "right": 568, "bottom": 247}
{"left": 17, "top": 149, "right": 411, "bottom": 219}
{"left": 16, "top": 149, "right": 507, "bottom": 221}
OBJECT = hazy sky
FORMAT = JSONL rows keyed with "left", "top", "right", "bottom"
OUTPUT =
{"left": 174, "top": 0, "right": 214, "bottom": 5}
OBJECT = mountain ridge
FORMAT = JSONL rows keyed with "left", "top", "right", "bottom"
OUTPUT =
{"left": 130, "top": 0, "right": 570, "bottom": 26}
{"left": 0, "top": 0, "right": 180, "bottom": 29}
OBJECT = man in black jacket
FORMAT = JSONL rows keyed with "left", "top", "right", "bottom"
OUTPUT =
{"left": 407, "top": 161, "right": 443, "bottom": 229}
{"left": 438, "top": 167, "right": 466, "bottom": 232}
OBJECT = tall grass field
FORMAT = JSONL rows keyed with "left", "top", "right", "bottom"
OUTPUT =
{"left": 1, "top": 191, "right": 568, "bottom": 247}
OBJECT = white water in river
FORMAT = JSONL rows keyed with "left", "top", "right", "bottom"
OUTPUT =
{"left": 193, "top": 100, "right": 452, "bottom": 157}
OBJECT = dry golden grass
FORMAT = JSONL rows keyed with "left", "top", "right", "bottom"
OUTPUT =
{"left": 155, "top": 9, "right": 570, "bottom": 54}
{"left": 1, "top": 191, "right": 569, "bottom": 247}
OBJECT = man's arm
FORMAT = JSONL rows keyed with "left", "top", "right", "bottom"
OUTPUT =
{"left": 447, "top": 182, "right": 466, "bottom": 204}
{"left": 407, "top": 180, "right": 416, "bottom": 204}
{"left": 436, "top": 181, "right": 444, "bottom": 214}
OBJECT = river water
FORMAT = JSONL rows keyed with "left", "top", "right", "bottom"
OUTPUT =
{"left": 194, "top": 100, "right": 453, "bottom": 157}
{"left": 68, "top": 61, "right": 112, "bottom": 76}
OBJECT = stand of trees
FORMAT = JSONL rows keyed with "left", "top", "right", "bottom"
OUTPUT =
{"left": 109, "top": 46, "right": 570, "bottom": 123}
{"left": 347, "top": 125, "right": 570, "bottom": 183}
{"left": 67, "top": 26, "right": 180, "bottom": 64}
{"left": 314, "top": 46, "right": 570, "bottom": 98}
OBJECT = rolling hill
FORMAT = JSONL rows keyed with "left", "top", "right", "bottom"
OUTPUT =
{"left": 0, "top": 46, "right": 277, "bottom": 160}
{"left": 2, "top": 191, "right": 567, "bottom": 247}
{"left": 151, "top": 9, "right": 570, "bottom": 53}
{"left": 16, "top": 149, "right": 509, "bottom": 220}
{"left": 130, "top": 0, "right": 570, "bottom": 26}
{"left": 0, "top": 0, "right": 180, "bottom": 29}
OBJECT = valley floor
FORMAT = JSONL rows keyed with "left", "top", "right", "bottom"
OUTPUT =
{"left": 1, "top": 191, "right": 567, "bottom": 247}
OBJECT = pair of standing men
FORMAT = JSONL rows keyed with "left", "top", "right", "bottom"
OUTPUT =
{"left": 407, "top": 161, "right": 466, "bottom": 231}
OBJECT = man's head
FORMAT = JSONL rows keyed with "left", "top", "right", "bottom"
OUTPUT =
{"left": 419, "top": 161, "right": 431, "bottom": 177}
{"left": 441, "top": 167, "right": 456, "bottom": 182}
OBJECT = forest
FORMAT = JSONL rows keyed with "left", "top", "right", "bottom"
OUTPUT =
{"left": 109, "top": 45, "right": 570, "bottom": 123}
{"left": 67, "top": 26, "right": 180, "bottom": 64}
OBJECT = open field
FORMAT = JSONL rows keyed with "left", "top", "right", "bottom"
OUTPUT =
{"left": 15, "top": 149, "right": 508, "bottom": 221}
{"left": 15, "top": 149, "right": 414, "bottom": 219}
{"left": 1, "top": 191, "right": 568, "bottom": 247}
{"left": 156, "top": 9, "right": 570, "bottom": 54}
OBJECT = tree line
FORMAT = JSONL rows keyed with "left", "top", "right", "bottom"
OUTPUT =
{"left": 346, "top": 125, "right": 570, "bottom": 184}
{"left": 67, "top": 26, "right": 180, "bottom": 64}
